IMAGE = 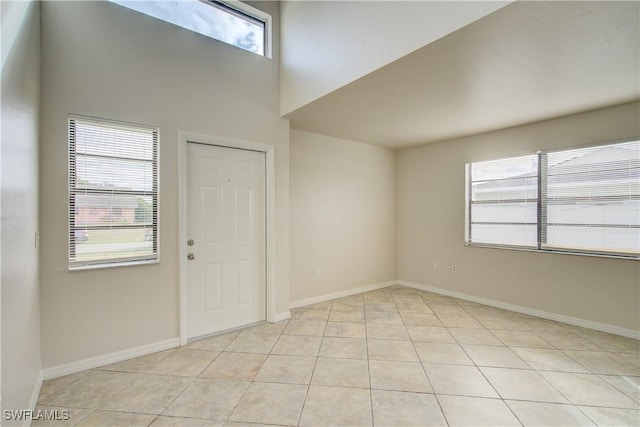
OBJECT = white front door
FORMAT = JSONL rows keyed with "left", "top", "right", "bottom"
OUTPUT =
{"left": 186, "top": 142, "right": 266, "bottom": 339}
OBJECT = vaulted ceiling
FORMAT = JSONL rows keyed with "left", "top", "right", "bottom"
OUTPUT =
{"left": 285, "top": 1, "right": 640, "bottom": 149}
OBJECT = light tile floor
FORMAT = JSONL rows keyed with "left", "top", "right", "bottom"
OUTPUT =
{"left": 35, "top": 285, "right": 640, "bottom": 426}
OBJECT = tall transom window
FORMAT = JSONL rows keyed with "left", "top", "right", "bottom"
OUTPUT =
{"left": 111, "top": 0, "right": 272, "bottom": 57}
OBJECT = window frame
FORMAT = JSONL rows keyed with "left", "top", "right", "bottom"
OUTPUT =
{"left": 465, "top": 153, "right": 540, "bottom": 250}
{"left": 207, "top": 0, "right": 272, "bottom": 58}
{"left": 465, "top": 137, "right": 640, "bottom": 260}
{"left": 110, "top": 0, "right": 273, "bottom": 58}
{"left": 68, "top": 114, "right": 160, "bottom": 270}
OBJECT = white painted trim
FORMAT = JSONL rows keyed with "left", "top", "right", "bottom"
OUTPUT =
{"left": 290, "top": 281, "right": 397, "bottom": 309}
{"left": 42, "top": 338, "right": 180, "bottom": 381}
{"left": 39, "top": 278, "right": 638, "bottom": 384}
{"left": 28, "top": 371, "right": 43, "bottom": 415}
{"left": 219, "top": 0, "right": 273, "bottom": 59}
{"left": 178, "top": 132, "right": 277, "bottom": 345}
{"left": 273, "top": 311, "right": 291, "bottom": 322}
{"left": 265, "top": 147, "right": 277, "bottom": 324}
{"left": 398, "top": 280, "right": 640, "bottom": 340}
{"left": 178, "top": 133, "right": 188, "bottom": 346}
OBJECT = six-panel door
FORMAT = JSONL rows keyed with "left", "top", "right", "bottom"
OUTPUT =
{"left": 186, "top": 142, "right": 266, "bottom": 339}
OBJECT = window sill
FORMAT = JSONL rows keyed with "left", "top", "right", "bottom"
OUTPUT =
{"left": 69, "top": 258, "right": 159, "bottom": 271}
{"left": 465, "top": 242, "right": 639, "bottom": 261}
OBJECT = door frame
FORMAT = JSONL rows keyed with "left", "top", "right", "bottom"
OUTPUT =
{"left": 178, "top": 131, "right": 276, "bottom": 345}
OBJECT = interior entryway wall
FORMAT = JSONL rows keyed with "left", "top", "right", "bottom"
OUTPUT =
{"left": 39, "top": 0, "right": 290, "bottom": 377}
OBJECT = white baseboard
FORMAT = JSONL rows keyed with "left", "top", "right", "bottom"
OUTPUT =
{"left": 39, "top": 279, "right": 638, "bottom": 383}
{"left": 398, "top": 280, "right": 640, "bottom": 340}
{"left": 27, "top": 370, "right": 44, "bottom": 417}
{"left": 272, "top": 311, "right": 291, "bottom": 322}
{"left": 290, "top": 281, "right": 397, "bottom": 309}
{"left": 42, "top": 337, "right": 180, "bottom": 381}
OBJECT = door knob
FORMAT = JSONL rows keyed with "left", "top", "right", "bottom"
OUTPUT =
{"left": 187, "top": 239, "right": 195, "bottom": 246}
{"left": 187, "top": 253, "right": 195, "bottom": 260}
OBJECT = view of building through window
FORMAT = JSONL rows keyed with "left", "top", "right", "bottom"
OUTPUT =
{"left": 69, "top": 116, "right": 159, "bottom": 268}
{"left": 467, "top": 140, "right": 640, "bottom": 257}
{"left": 470, "top": 154, "right": 539, "bottom": 247}
{"left": 544, "top": 142, "right": 640, "bottom": 254}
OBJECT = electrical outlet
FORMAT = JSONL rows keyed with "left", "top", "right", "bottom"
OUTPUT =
{"left": 315, "top": 267, "right": 321, "bottom": 278}
{"left": 433, "top": 261, "right": 439, "bottom": 271}
{"left": 451, "top": 264, "right": 457, "bottom": 273}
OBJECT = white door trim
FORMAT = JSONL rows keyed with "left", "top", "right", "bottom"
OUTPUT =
{"left": 178, "top": 132, "right": 276, "bottom": 346}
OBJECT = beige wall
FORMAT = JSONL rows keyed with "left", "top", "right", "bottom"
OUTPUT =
{"left": 398, "top": 102, "right": 640, "bottom": 332}
{"left": 280, "top": 1, "right": 510, "bottom": 115}
{"left": 39, "top": 1, "right": 289, "bottom": 369}
{"left": 1, "top": 0, "right": 42, "bottom": 420}
{"left": 9, "top": 0, "right": 638, "bottom": 388}
{"left": 290, "top": 130, "right": 396, "bottom": 303}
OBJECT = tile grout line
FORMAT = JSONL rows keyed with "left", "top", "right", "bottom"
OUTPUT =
{"left": 449, "top": 298, "right": 513, "bottom": 405}
{"left": 37, "top": 286, "right": 639, "bottom": 426}
{"left": 467, "top": 309, "right": 629, "bottom": 424}
{"left": 456, "top": 301, "right": 608, "bottom": 424}
{"left": 394, "top": 290, "right": 449, "bottom": 425}
{"left": 433, "top": 293, "right": 512, "bottom": 426}
{"left": 454, "top": 297, "right": 528, "bottom": 426}
{"left": 364, "top": 294, "right": 375, "bottom": 427}
{"left": 295, "top": 299, "right": 332, "bottom": 426}
{"left": 224, "top": 322, "right": 286, "bottom": 425}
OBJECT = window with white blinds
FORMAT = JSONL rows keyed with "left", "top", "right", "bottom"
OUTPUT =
{"left": 466, "top": 154, "right": 539, "bottom": 248}
{"left": 69, "top": 115, "right": 159, "bottom": 269}
{"left": 465, "top": 139, "right": 639, "bottom": 259}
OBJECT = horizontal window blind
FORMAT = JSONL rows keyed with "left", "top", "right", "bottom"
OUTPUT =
{"left": 466, "top": 139, "right": 639, "bottom": 259}
{"left": 69, "top": 115, "right": 159, "bottom": 268}
{"left": 468, "top": 154, "right": 539, "bottom": 248}
{"left": 542, "top": 140, "right": 639, "bottom": 256}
